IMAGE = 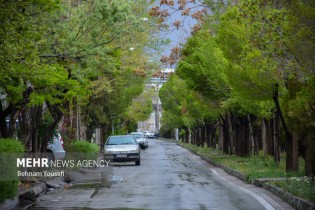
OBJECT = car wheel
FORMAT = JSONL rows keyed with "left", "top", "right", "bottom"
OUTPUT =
{"left": 135, "top": 158, "right": 140, "bottom": 166}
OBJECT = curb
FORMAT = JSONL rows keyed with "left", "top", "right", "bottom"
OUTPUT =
{"left": 178, "top": 143, "right": 315, "bottom": 210}
{"left": 255, "top": 179, "right": 315, "bottom": 210}
{"left": 19, "top": 182, "right": 46, "bottom": 201}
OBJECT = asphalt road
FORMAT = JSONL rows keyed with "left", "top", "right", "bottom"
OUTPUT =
{"left": 29, "top": 139, "right": 294, "bottom": 210}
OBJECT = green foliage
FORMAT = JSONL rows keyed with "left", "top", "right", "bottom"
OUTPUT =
{"left": 178, "top": 30, "right": 230, "bottom": 101}
{"left": 0, "top": 180, "right": 19, "bottom": 203}
{"left": 37, "top": 109, "right": 54, "bottom": 145}
{"left": 159, "top": 75, "right": 186, "bottom": 129}
{"left": 160, "top": 30, "right": 230, "bottom": 130}
{"left": 66, "top": 140, "right": 100, "bottom": 161}
{"left": 163, "top": 0, "right": 314, "bottom": 149}
{"left": 74, "top": 0, "right": 158, "bottom": 135}
{"left": 0, "top": 0, "right": 160, "bottom": 144}
{"left": 0, "top": 139, "right": 25, "bottom": 153}
{"left": 268, "top": 178, "right": 315, "bottom": 204}
{"left": 0, "top": 139, "right": 25, "bottom": 202}
{"left": 0, "top": 0, "right": 65, "bottom": 104}
{"left": 66, "top": 140, "right": 99, "bottom": 154}
{"left": 126, "top": 89, "right": 153, "bottom": 122}
{"left": 179, "top": 129, "right": 186, "bottom": 138}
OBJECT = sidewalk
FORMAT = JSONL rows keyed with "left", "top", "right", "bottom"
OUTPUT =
{"left": 1, "top": 154, "right": 108, "bottom": 210}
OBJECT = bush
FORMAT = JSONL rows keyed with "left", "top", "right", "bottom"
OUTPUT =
{"left": 66, "top": 140, "right": 100, "bottom": 161}
{"left": 0, "top": 138, "right": 25, "bottom": 153}
{"left": 0, "top": 138, "right": 25, "bottom": 202}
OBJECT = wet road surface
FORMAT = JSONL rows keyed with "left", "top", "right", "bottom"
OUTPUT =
{"left": 29, "top": 139, "right": 294, "bottom": 210}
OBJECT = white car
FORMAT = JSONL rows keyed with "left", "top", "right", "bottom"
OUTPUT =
{"left": 147, "top": 131, "right": 155, "bottom": 139}
{"left": 104, "top": 135, "right": 141, "bottom": 165}
{"left": 130, "top": 132, "right": 148, "bottom": 149}
{"left": 47, "top": 130, "right": 65, "bottom": 161}
{"left": 143, "top": 131, "right": 149, "bottom": 138}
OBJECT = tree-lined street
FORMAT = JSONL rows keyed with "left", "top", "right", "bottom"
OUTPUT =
{"left": 1, "top": 0, "right": 314, "bottom": 209}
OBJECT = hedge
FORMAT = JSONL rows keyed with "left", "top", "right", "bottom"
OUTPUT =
{"left": 0, "top": 138, "right": 25, "bottom": 203}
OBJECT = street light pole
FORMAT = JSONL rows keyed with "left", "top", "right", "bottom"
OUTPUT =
{"left": 154, "top": 83, "right": 160, "bottom": 134}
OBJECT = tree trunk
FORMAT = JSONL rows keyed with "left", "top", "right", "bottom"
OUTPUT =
{"left": 269, "top": 118, "right": 275, "bottom": 156}
{"left": 273, "top": 114, "right": 280, "bottom": 164}
{"left": 218, "top": 123, "right": 223, "bottom": 150}
{"left": 235, "top": 116, "right": 240, "bottom": 156}
{"left": 206, "top": 123, "right": 211, "bottom": 148}
{"left": 184, "top": 126, "right": 189, "bottom": 144}
{"left": 247, "top": 115, "right": 255, "bottom": 155}
{"left": 30, "top": 105, "right": 43, "bottom": 153}
{"left": 244, "top": 116, "right": 250, "bottom": 156}
{"left": 210, "top": 123, "right": 217, "bottom": 149}
{"left": 191, "top": 128, "right": 195, "bottom": 145}
{"left": 201, "top": 126, "right": 205, "bottom": 147}
{"left": 41, "top": 103, "right": 63, "bottom": 153}
{"left": 19, "top": 108, "right": 32, "bottom": 150}
{"left": 262, "top": 118, "right": 267, "bottom": 155}
{"left": 8, "top": 112, "right": 18, "bottom": 138}
{"left": 292, "top": 132, "right": 299, "bottom": 171}
{"left": 0, "top": 87, "right": 33, "bottom": 138}
{"left": 263, "top": 118, "right": 274, "bottom": 156}
{"left": 239, "top": 116, "right": 246, "bottom": 156}
{"left": 249, "top": 115, "right": 259, "bottom": 155}
{"left": 273, "top": 84, "right": 297, "bottom": 172}
{"left": 196, "top": 127, "right": 200, "bottom": 147}
{"left": 227, "top": 112, "right": 234, "bottom": 155}
{"left": 0, "top": 102, "right": 14, "bottom": 138}
{"left": 222, "top": 115, "right": 229, "bottom": 154}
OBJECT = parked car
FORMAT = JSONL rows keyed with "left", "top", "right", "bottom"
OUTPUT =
{"left": 130, "top": 132, "right": 148, "bottom": 149}
{"left": 143, "top": 131, "right": 150, "bottom": 138}
{"left": 47, "top": 130, "right": 65, "bottom": 161}
{"left": 104, "top": 135, "right": 141, "bottom": 165}
{"left": 147, "top": 131, "right": 155, "bottom": 139}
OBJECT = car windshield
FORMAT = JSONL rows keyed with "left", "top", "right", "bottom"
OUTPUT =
{"left": 106, "top": 136, "right": 137, "bottom": 145}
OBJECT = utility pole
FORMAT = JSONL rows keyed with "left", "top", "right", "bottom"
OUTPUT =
{"left": 154, "top": 83, "right": 160, "bottom": 134}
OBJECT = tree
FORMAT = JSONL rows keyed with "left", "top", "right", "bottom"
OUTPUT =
{"left": 0, "top": 0, "right": 82, "bottom": 153}
{"left": 216, "top": 0, "right": 315, "bottom": 172}
{"left": 0, "top": 0, "right": 159, "bottom": 152}
{"left": 158, "top": 0, "right": 314, "bottom": 174}
{"left": 126, "top": 89, "right": 154, "bottom": 124}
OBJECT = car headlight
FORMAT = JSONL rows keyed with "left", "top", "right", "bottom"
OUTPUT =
{"left": 129, "top": 149, "right": 139, "bottom": 153}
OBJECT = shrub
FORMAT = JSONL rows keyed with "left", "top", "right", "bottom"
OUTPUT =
{"left": 66, "top": 140, "right": 100, "bottom": 161}
{"left": 0, "top": 138, "right": 25, "bottom": 202}
{"left": 0, "top": 138, "right": 25, "bottom": 153}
